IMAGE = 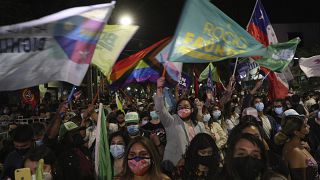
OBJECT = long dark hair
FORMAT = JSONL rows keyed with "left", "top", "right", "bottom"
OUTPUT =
{"left": 225, "top": 133, "right": 267, "bottom": 180}
{"left": 175, "top": 97, "right": 197, "bottom": 126}
{"left": 121, "top": 136, "right": 165, "bottom": 179}
{"left": 183, "top": 133, "right": 220, "bottom": 179}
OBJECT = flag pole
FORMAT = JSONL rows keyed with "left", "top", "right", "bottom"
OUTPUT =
{"left": 262, "top": 71, "right": 270, "bottom": 81}
{"left": 232, "top": 57, "right": 239, "bottom": 76}
{"left": 162, "top": 67, "right": 166, "bottom": 77}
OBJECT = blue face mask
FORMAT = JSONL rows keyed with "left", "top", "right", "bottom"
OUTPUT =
{"left": 110, "top": 144, "right": 125, "bottom": 159}
{"left": 150, "top": 111, "right": 159, "bottom": 120}
{"left": 127, "top": 125, "right": 139, "bottom": 136}
{"left": 203, "top": 114, "right": 211, "bottom": 122}
{"left": 35, "top": 140, "right": 43, "bottom": 147}
{"left": 212, "top": 110, "right": 221, "bottom": 120}
{"left": 255, "top": 102, "right": 264, "bottom": 112}
{"left": 274, "top": 107, "right": 283, "bottom": 115}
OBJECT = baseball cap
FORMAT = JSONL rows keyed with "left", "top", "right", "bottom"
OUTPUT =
{"left": 283, "top": 109, "right": 305, "bottom": 119}
{"left": 125, "top": 112, "right": 139, "bottom": 124}
{"left": 59, "top": 121, "right": 85, "bottom": 140}
{"left": 242, "top": 107, "right": 260, "bottom": 122}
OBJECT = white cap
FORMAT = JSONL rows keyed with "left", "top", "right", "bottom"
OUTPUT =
{"left": 283, "top": 109, "right": 305, "bottom": 119}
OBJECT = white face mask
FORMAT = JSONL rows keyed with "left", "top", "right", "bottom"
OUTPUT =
{"left": 138, "top": 107, "right": 144, "bottom": 111}
{"left": 203, "top": 114, "right": 211, "bottom": 122}
{"left": 141, "top": 120, "right": 149, "bottom": 126}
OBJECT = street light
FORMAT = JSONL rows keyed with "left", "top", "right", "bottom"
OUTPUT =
{"left": 119, "top": 15, "right": 133, "bottom": 25}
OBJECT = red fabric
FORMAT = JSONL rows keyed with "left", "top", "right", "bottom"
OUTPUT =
{"left": 261, "top": 67, "right": 288, "bottom": 100}
{"left": 21, "top": 88, "right": 38, "bottom": 109}
{"left": 246, "top": 0, "right": 288, "bottom": 101}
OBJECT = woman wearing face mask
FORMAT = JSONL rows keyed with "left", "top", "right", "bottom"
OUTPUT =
{"left": 229, "top": 116, "right": 290, "bottom": 178}
{"left": 202, "top": 106, "right": 227, "bottom": 151}
{"left": 121, "top": 136, "right": 170, "bottom": 180}
{"left": 222, "top": 133, "right": 268, "bottom": 180}
{"left": 274, "top": 109, "right": 319, "bottom": 180}
{"left": 109, "top": 131, "right": 128, "bottom": 178}
{"left": 182, "top": 133, "right": 221, "bottom": 180}
{"left": 23, "top": 146, "right": 62, "bottom": 180}
{"left": 154, "top": 77, "right": 207, "bottom": 166}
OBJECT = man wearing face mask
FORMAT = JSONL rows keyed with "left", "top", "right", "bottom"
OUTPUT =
{"left": 1, "top": 124, "right": 35, "bottom": 179}
{"left": 253, "top": 97, "right": 280, "bottom": 147}
{"left": 125, "top": 112, "right": 141, "bottom": 139}
{"left": 270, "top": 99, "right": 286, "bottom": 125}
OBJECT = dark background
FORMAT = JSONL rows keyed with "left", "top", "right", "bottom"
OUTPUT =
{"left": 0, "top": 0, "right": 318, "bottom": 53}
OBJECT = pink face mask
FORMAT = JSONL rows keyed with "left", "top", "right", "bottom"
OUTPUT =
{"left": 128, "top": 157, "right": 151, "bottom": 176}
{"left": 178, "top": 108, "right": 191, "bottom": 119}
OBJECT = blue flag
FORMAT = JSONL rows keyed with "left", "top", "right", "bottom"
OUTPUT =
{"left": 168, "top": 0, "right": 266, "bottom": 63}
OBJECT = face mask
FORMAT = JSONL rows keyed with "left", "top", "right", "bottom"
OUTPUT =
{"left": 203, "top": 114, "right": 211, "bottom": 123}
{"left": 212, "top": 110, "right": 221, "bottom": 120}
{"left": 127, "top": 125, "right": 139, "bottom": 136}
{"left": 80, "top": 113, "right": 84, "bottom": 119}
{"left": 233, "top": 156, "right": 265, "bottom": 180}
{"left": 178, "top": 108, "right": 191, "bottom": 119}
{"left": 240, "top": 91, "right": 245, "bottom": 96}
{"left": 35, "top": 140, "right": 43, "bottom": 147}
{"left": 128, "top": 157, "right": 151, "bottom": 176}
{"left": 255, "top": 102, "right": 264, "bottom": 112}
{"left": 274, "top": 107, "right": 283, "bottom": 115}
{"left": 141, "top": 120, "right": 149, "bottom": 126}
{"left": 318, "top": 111, "right": 320, "bottom": 119}
{"left": 110, "top": 145, "right": 125, "bottom": 159}
{"left": 32, "top": 172, "right": 52, "bottom": 180}
{"left": 195, "top": 154, "right": 218, "bottom": 169}
{"left": 16, "top": 148, "right": 30, "bottom": 156}
{"left": 138, "top": 107, "right": 144, "bottom": 111}
{"left": 150, "top": 111, "right": 159, "bottom": 120}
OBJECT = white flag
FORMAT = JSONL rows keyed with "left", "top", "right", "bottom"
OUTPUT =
{"left": 0, "top": 2, "right": 115, "bottom": 91}
{"left": 299, "top": 55, "right": 320, "bottom": 77}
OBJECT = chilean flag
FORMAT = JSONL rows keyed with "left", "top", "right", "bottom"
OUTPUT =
{"left": 247, "top": 0, "right": 289, "bottom": 100}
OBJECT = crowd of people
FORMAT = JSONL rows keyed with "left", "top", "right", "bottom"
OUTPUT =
{"left": 0, "top": 76, "right": 320, "bottom": 180}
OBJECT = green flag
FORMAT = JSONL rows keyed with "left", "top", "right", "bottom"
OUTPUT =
{"left": 199, "top": 63, "right": 220, "bottom": 82}
{"left": 168, "top": 0, "right": 266, "bottom": 63}
{"left": 256, "top": 37, "right": 300, "bottom": 72}
{"left": 35, "top": 159, "right": 44, "bottom": 180}
{"left": 95, "top": 103, "right": 112, "bottom": 180}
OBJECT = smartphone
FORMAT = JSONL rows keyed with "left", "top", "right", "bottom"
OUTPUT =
{"left": 14, "top": 168, "right": 31, "bottom": 180}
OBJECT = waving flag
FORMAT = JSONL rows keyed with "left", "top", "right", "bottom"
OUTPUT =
{"left": 109, "top": 37, "right": 178, "bottom": 90}
{"left": 155, "top": 40, "right": 183, "bottom": 82}
{"left": 299, "top": 55, "right": 320, "bottom": 77}
{"left": 95, "top": 103, "right": 112, "bottom": 180}
{"left": 168, "top": 0, "right": 266, "bottom": 63}
{"left": 0, "top": 2, "right": 115, "bottom": 91}
{"left": 199, "top": 63, "right": 220, "bottom": 82}
{"left": 92, "top": 25, "right": 138, "bottom": 77}
{"left": 246, "top": 0, "right": 289, "bottom": 100}
{"left": 255, "top": 37, "right": 300, "bottom": 72}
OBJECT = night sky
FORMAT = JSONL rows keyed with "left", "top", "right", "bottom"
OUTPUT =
{"left": 0, "top": 0, "right": 318, "bottom": 57}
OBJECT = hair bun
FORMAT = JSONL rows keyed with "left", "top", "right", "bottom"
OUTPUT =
{"left": 274, "top": 131, "right": 288, "bottom": 145}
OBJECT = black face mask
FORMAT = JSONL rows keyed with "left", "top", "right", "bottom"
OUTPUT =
{"left": 16, "top": 148, "right": 30, "bottom": 156}
{"left": 232, "top": 156, "right": 265, "bottom": 180}
{"left": 194, "top": 154, "right": 219, "bottom": 170}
